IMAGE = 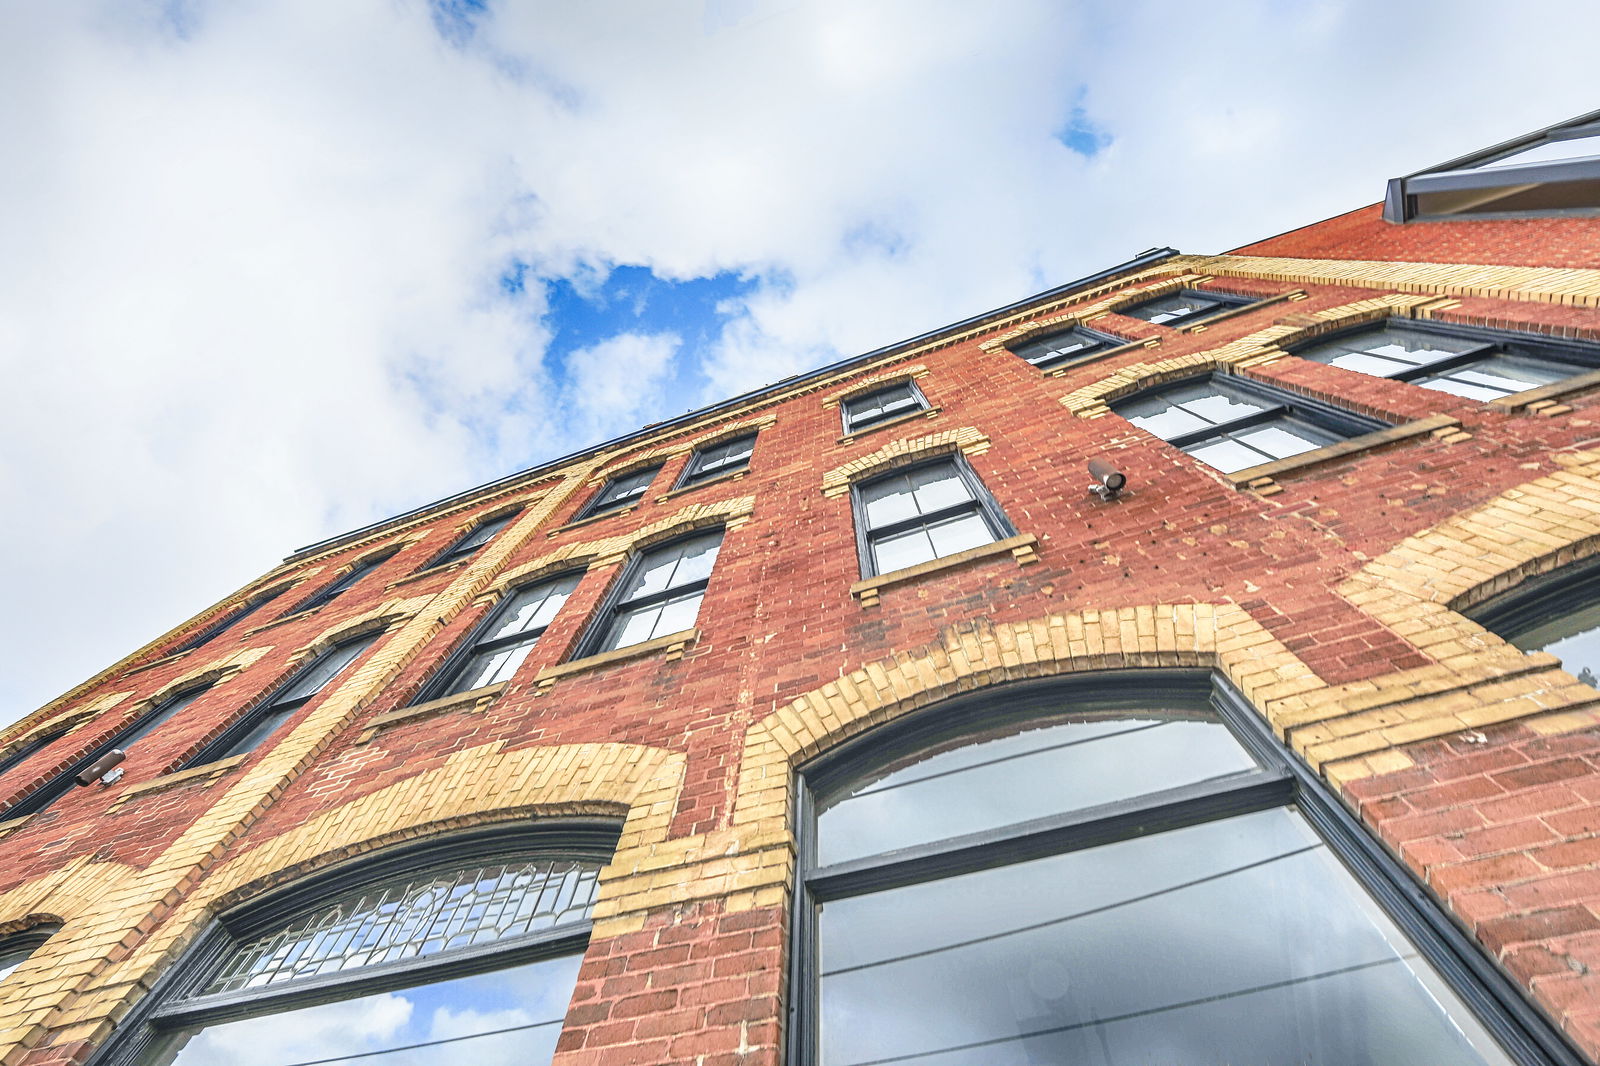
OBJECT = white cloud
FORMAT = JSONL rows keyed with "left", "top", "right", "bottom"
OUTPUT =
{"left": 2, "top": 0, "right": 1599, "bottom": 721}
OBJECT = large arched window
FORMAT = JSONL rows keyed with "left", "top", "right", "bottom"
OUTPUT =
{"left": 790, "top": 672, "right": 1579, "bottom": 1066}
{"left": 1472, "top": 557, "right": 1600, "bottom": 689}
{"left": 96, "top": 822, "right": 617, "bottom": 1066}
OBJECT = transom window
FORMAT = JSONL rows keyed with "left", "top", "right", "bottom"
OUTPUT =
{"left": 1296, "top": 321, "right": 1595, "bottom": 402}
{"left": 1115, "top": 373, "right": 1384, "bottom": 474}
{"left": 172, "top": 586, "right": 288, "bottom": 654}
{"left": 186, "top": 634, "right": 378, "bottom": 767}
{"left": 288, "top": 550, "right": 397, "bottom": 616}
{"left": 852, "top": 457, "right": 1014, "bottom": 577}
{"left": 417, "top": 573, "right": 580, "bottom": 700}
{"left": 581, "top": 529, "right": 723, "bottom": 655}
{"left": 1121, "top": 289, "right": 1250, "bottom": 326}
{"left": 1013, "top": 326, "right": 1123, "bottom": 371}
{"left": 424, "top": 510, "right": 519, "bottom": 570}
{"left": 792, "top": 673, "right": 1562, "bottom": 1065}
{"left": 841, "top": 382, "right": 928, "bottom": 434}
{"left": 575, "top": 465, "right": 662, "bottom": 521}
{"left": 113, "top": 825, "right": 617, "bottom": 1066}
{"left": 678, "top": 432, "right": 757, "bottom": 488}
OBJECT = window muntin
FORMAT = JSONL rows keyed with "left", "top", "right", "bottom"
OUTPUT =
{"left": 1122, "top": 289, "right": 1249, "bottom": 327}
{"left": 422, "top": 574, "right": 580, "bottom": 699}
{"left": 1297, "top": 324, "right": 1588, "bottom": 402}
{"left": 841, "top": 382, "right": 928, "bottom": 434}
{"left": 679, "top": 433, "right": 757, "bottom": 488}
{"left": 585, "top": 530, "right": 723, "bottom": 655}
{"left": 853, "top": 458, "right": 1014, "bottom": 577}
{"left": 1013, "top": 326, "right": 1121, "bottom": 371}
{"left": 795, "top": 677, "right": 1538, "bottom": 1066}
{"left": 425, "top": 511, "right": 518, "bottom": 570}
{"left": 576, "top": 466, "right": 662, "bottom": 520}
{"left": 1116, "top": 375, "right": 1377, "bottom": 475}
{"left": 289, "top": 551, "right": 396, "bottom": 615}
{"left": 188, "top": 635, "right": 378, "bottom": 766}
{"left": 173, "top": 588, "right": 287, "bottom": 655}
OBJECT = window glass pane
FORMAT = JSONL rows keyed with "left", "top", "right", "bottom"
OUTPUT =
{"left": 1127, "top": 293, "right": 1223, "bottom": 325}
{"left": 0, "top": 943, "right": 36, "bottom": 984}
{"left": 817, "top": 713, "right": 1258, "bottom": 866}
{"left": 1184, "top": 437, "right": 1269, "bottom": 474}
{"left": 602, "top": 604, "right": 663, "bottom": 651}
{"left": 846, "top": 384, "right": 919, "bottom": 428}
{"left": 695, "top": 434, "right": 755, "bottom": 476}
{"left": 819, "top": 808, "right": 1513, "bottom": 1066}
{"left": 163, "top": 953, "right": 581, "bottom": 1066}
{"left": 1418, "top": 355, "right": 1574, "bottom": 401}
{"left": 860, "top": 472, "right": 919, "bottom": 528}
{"left": 118, "top": 688, "right": 208, "bottom": 751}
{"left": 484, "top": 577, "right": 579, "bottom": 642}
{"left": 908, "top": 463, "right": 974, "bottom": 514}
{"left": 1479, "top": 132, "right": 1600, "bottom": 168}
{"left": 665, "top": 532, "right": 722, "bottom": 587}
{"left": 1509, "top": 600, "right": 1600, "bottom": 689}
{"left": 1233, "top": 424, "right": 1324, "bottom": 461}
{"left": 1124, "top": 403, "right": 1212, "bottom": 440}
{"left": 281, "top": 636, "right": 376, "bottom": 702}
{"left": 924, "top": 511, "right": 995, "bottom": 559}
{"left": 1323, "top": 350, "right": 1416, "bottom": 377}
{"left": 652, "top": 590, "right": 705, "bottom": 637}
{"left": 446, "top": 640, "right": 536, "bottom": 695}
{"left": 870, "top": 526, "right": 938, "bottom": 574}
{"left": 1182, "top": 390, "right": 1267, "bottom": 424}
{"left": 222, "top": 705, "right": 299, "bottom": 759}
{"left": 624, "top": 533, "right": 722, "bottom": 600}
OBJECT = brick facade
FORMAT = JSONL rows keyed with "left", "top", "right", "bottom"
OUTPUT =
{"left": 2, "top": 214, "right": 1600, "bottom": 1064}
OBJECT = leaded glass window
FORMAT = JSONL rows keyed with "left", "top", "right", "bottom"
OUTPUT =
{"left": 793, "top": 674, "right": 1563, "bottom": 1065}
{"left": 1296, "top": 322, "right": 1594, "bottom": 402}
{"left": 1121, "top": 289, "right": 1249, "bottom": 326}
{"left": 841, "top": 382, "right": 928, "bottom": 433}
{"left": 851, "top": 457, "right": 1014, "bottom": 577}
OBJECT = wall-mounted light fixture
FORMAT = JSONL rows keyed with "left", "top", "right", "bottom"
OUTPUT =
{"left": 74, "top": 749, "right": 126, "bottom": 787}
{"left": 1087, "top": 458, "right": 1127, "bottom": 501}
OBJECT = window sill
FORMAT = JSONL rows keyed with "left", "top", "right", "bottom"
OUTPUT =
{"left": 357, "top": 682, "right": 509, "bottom": 744}
{"left": 534, "top": 629, "right": 699, "bottom": 690}
{"left": 850, "top": 534, "right": 1040, "bottom": 608}
{"left": 548, "top": 505, "right": 639, "bottom": 537}
{"left": 125, "top": 649, "right": 194, "bottom": 677}
{"left": 1173, "top": 290, "right": 1308, "bottom": 334}
{"left": 1222, "top": 414, "right": 1463, "bottom": 494}
{"left": 837, "top": 406, "right": 943, "bottom": 445}
{"left": 386, "top": 558, "right": 471, "bottom": 590}
{"left": 657, "top": 468, "right": 748, "bottom": 503}
{"left": 1042, "top": 337, "right": 1162, "bottom": 377}
{"left": 106, "top": 755, "right": 248, "bottom": 811}
{"left": 1490, "top": 368, "right": 1600, "bottom": 413}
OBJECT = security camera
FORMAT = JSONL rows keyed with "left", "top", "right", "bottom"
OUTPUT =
{"left": 74, "top": 749, "right": 126, "bottom": 787}
{"left": 1087, "top": 458, "right": 1127, "bottom": 501}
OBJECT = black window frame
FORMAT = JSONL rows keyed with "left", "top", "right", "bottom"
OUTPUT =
{"left": 786, "top": 669, "right": 1585, "bottom": 1066}
{"left": 0, "top": 727, "right": 68, "bottom": 782}
{"left": 574, "top": 527, "right": 725, "bottom": 659}
{"left": 171, "top": 586, "right": 290, "bottom": 655}
{"left": 1012, "top": 324, "right": 1126, "bottom": 371}
{"left": 1385, "top": 109, "right": 1600, "bottom": 223}
{"left": 840, "top": 381, "right": 930, "bottom": 435}
{"left": 675, "top": 432, "right": 759, "bottom": 490}
{"left": 1292, "top": 318, "right": 1600, "bottom": 398}
{"left": 849, "top": 455, "right": 1016, "bottom": 579}
{"left": 1113, "top": 371, "right": 1387, "bottom": 472}
{"left": 2, "top": 685, "right": 213, "bottom": 820}
{"left": 412, "top": 570, "right": 583, "bottom": 703}
{"left": 419, "top": 510, "right": 520, "bottom": 571}
{"left": 82, "top": 820, "right": 621, "bottom": 1066}
{"left": 182, "top": 633, "right": 380, "bottom": 768}
{"left": 284, "top": 549, "right": 398, "bottom": 617}
{"left": 1120, "top": 287, "right": 1253, "bottom": 327}
{"left": 0, "top": 924, "right": 60, "bottom": 983}
{"left": 1470, "top": 554, "right": 1600, "bottom": 648}
{"left": 573, "top": 465, "right": 664, "bottom": 522}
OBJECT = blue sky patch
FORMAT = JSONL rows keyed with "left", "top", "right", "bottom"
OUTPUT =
{"left": 1056, "top": 89, "right": 1113, "bottom": 158}
{"left": 541, "top": 265, "right": 758, "bottom": 366}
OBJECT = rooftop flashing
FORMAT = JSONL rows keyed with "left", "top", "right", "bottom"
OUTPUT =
{"left": 284, "top": 247, "right": 1181, "bottom": 563}
{"left": 1384, "top": 108, "right": 1600, "bottom": 223}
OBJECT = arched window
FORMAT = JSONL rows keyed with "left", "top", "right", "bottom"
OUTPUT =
{"left": 790, "top": 673, "right": 1577, "bottom": 1066}
{"left": 0, "top": 924, "right": 57, "bottom": 984}
{"left": 98, "top": 823, "right": 617, "bottom": 1066}
{"left": 1472, "top": 557, "right": 1600, "bottom": 689}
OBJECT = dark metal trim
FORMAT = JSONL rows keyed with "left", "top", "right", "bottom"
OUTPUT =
{"left": 1468, "top": 554, "right": 1600, "bottom": 640}
{"left": 673, "top": 431, "right": 760, "bottom": 491}
{"left": 571, "top": 526, "right": 726, "bottom": 660}
{"left": 1123, "top": 287, "right": 1252, "bottom": 327}
{"left": 1288, "top": 316, "right": 1600, "bottom": 373}
{"left": 839, "top": 380, "right": 931, "bottom": 436}
{"left": 571, "top": 464, "right": 665, "bottom": 523}
{"left": 847, "top": 453, "right": 1016, "bottom": 578}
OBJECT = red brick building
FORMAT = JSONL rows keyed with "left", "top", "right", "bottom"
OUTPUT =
{"left": 2, "top": 113, "right": 1600, "bottom": 1066}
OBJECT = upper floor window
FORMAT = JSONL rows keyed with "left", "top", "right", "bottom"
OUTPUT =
{"left": 0, "top": 926, "right": 58, "bottom": 985}
{"left": 172, "top": 587, "right": 288, "bottom": 655}
{"left": 677, "top": 432, "right": 757, "bottom": 488}
{"left": 423, "top": 510, "right": 519, "bottom": 570}
{"left": 3, "top": 686, "right": 212, "bottom": 820}
{"left": 1295, "top": 321, "right": 1596, "bottom": 402}
{"left": 417, "top": 573, "right": 580, "bottom": 701}
{"left": 113, "top": 825, "right": 617, "bottom": 1066}
{"left": 841, "top": 381, "right": 928, "bottom": 434}
{"left": 1473, "top": 557, "right": 1600, "bottom": 689}
{"left": 186, "top": 635, "right": 378, "bottom": 767}
{"left": 1121, "top": 288, "right": 1251, "bottom": 327}
{"left": 1114, "top": 373, "right": 1384, "bottom": 475}
{"left": 580, "top": 530, "right": 723, "bottom": 655}
{"left": 1013, "top": 326, "right": 1123, "bottom": 371}
{"left": 792, "top": 674, "right": 1544, "bottom": 1065}
{"left": 288, "top": 550, "right": 397, "bottom": 616}
{"left": 574, "top": 465, "right": 662, "bottom": 521}
{"left": 1385, "top": 109, "right": 1600, "bottom": 222}
{"left": 0, "top": 727, "right": 67, "bottom": 781}
{"left": 852, "top": 457, "right": 1014, "bottom": 577}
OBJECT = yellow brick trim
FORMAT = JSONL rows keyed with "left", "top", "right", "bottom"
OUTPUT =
{"left": 0, "top": 692, "right": 133, "bottom": 763}
{"left": 689, "top": 413, "right": 778, "bottom": 450}
{"left": 285, "top": 594, "right": 435, "bottom": 666}
{"left": 979, "top": 274, "right": 1207, "bottom": 353}
{"left": 580, "top": 496, "right": 757, "bottom": 569}
{"left": 820, "top": 427, "right": 993, "bottom": 497}
{"left": 820, "top": 365, "right": 932, "bottom": 409}
{"left": 1199, "top": 254, "right": 1600, "bottom": 309}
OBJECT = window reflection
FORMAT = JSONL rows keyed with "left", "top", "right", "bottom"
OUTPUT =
{"left": 1507, "top": 599, "right": 1600, "bottom": 689}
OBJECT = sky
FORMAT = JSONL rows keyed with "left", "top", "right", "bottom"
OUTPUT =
{"left": 2, "top": 0, "right": 1599, "bottom": 726}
